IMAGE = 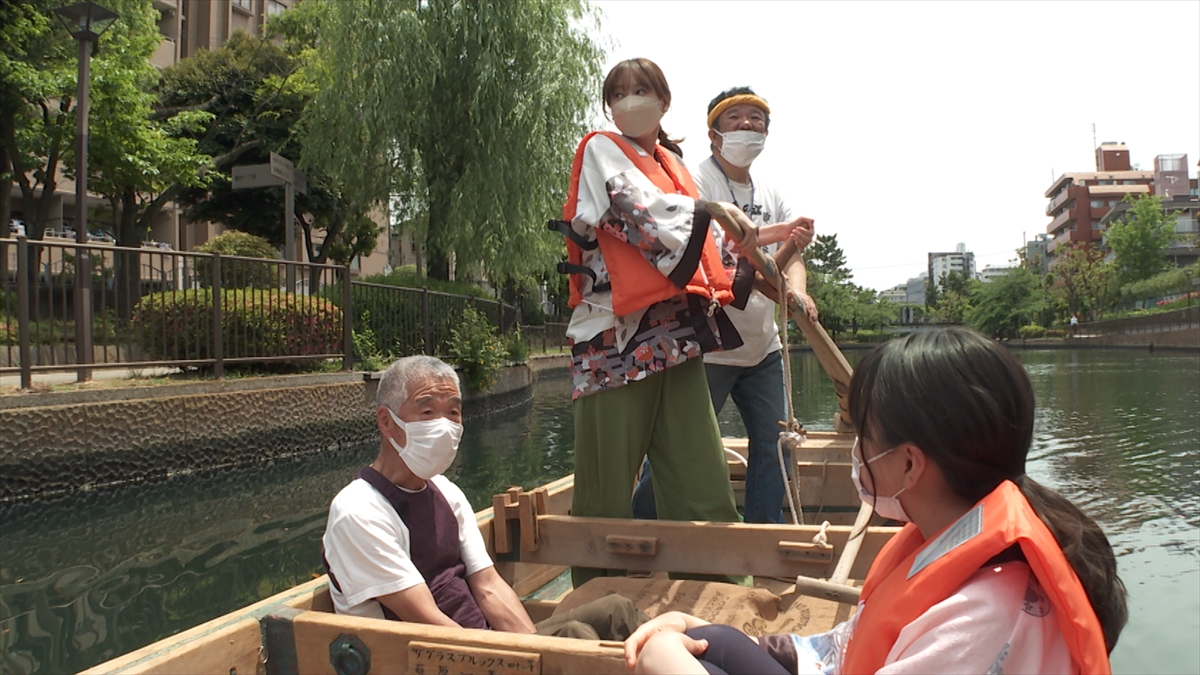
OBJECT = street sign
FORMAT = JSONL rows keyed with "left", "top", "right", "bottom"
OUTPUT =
{"left": 232, "top": 164, "right": 285, "bottom": 190}
{"left": 269, "top": 152, "right": 294, "bottom": 183}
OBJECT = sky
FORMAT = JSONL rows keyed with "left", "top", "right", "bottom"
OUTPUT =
{"left": 589, "top": 1, "right": 1200, "bottom": 291}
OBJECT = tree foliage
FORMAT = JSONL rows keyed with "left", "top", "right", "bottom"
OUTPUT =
{"left": 805, "top": 233, "right": 851, "bottom": 280}
{"left": 162, "top": 21, "right": 378, "bottom": 270}
{"left": 298, "top": 0, "right": 603, "bottom": 281}
{"left": 967, "top": 267, "right": 1044, "bottom": 338}
{"left": 1047, "top": 241, "right": 1117, "bottom": 321}
{"left": 1105, "top": 194, "right": 1176, "bottom": 285}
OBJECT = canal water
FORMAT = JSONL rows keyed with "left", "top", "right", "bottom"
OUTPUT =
{"left": 1, "top": 349, "right": 1196, "bottom": 674}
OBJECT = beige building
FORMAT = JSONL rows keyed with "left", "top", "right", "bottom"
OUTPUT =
{"left": 8, "top": 0, "right": 390, "bottom": 278}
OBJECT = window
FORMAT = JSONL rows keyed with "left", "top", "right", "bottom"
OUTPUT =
{"left": 1122, "top": 180, "right": 1138, "bottom": 185}
{"left": 267, "top": 0, "right": 287, "bottom": 15}
{"left": 233, "top": 0, "right": 252, "bottom": 10}
{"left": 1098, "top": 180, "right": 1114, "bottom": 186}
{"left": 1090, "top": 200, "right": 1105, "bottom": 208}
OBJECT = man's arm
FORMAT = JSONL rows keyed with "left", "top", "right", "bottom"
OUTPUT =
{"left": 757, "top": 216, "right": 814, "bottom": 246}
{"left": 376, "top": 584, "right": 461, "bottom": 628}
{"left": 466, "top": 566, "right": 537, "bottom": 634}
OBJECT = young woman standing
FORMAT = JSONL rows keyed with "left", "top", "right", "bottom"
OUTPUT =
{"left": 556, "top": 58, "right": 753, "bottom": 587}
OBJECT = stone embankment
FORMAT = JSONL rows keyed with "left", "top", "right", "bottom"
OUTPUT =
{"left": 1, "top": 360, "right": 550, "bottom": 503}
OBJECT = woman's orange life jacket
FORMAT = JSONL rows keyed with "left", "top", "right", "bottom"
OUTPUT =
{"left": 561, "top": 131, "right": 733, "bottom": 317}
{"left": 841, "top": 480, "right": 1110, "bottom": 675}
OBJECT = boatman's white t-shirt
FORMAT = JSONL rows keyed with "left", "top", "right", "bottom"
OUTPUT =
{"left": 693, "top": 156, "right": 792, "bottom": 368}
{"left": 322, "top": 474, "right": 493, "bottom": 619}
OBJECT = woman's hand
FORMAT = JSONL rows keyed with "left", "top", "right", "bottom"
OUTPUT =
{"left": 633, "top": 631, "right": 711, "bottom": 674}
{"left": 624, "top": 612, "right": 707, "bottom": 670}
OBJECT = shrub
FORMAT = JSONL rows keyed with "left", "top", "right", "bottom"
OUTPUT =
{"left": 196, "top": 231, "right": 282, "bottom": 290}
{"left": 447, "top": 305, "right": 506, "bottom": 392}
{"left": 1019, "top": 324, "right": 1047, "bottom": 339}
{"left": 505, "top": 325, "right": 529, "bottom": 363}
{"left": 134, "top": 289, "right": 343, "bottom": 363}
{"left": 352, "top": 310, "right": 394, "bottom": 372}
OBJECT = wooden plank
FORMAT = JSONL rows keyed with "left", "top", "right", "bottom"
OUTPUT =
{"left": 410, "top": 640, "right": 540, "bottom": 674}
{"left": 520, "top": 516, "right": 900, "bottom": 580}
{"left": 605, "top": 535, "right": 658, "bottom": 556}
{"left": 81, "top": 577, "right": 330, "bottom": 675}
{"left": 777, "top": 541, "right": 833, "bottom": 563}
{"left": 289, "top": 610, "right": 628, "bottom": 675}
{"left": 519, "top": 492, "right": 540, "bottom": 552}
{"left": 511, "top": 564, "right": 570, "bottom": 598}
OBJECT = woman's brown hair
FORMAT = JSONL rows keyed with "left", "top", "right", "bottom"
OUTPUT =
{"left": 602, "top": 58, "right": 684, "bottom": 157}
{"left": 848, "top": 327, "right": 1128, "bottom": 653}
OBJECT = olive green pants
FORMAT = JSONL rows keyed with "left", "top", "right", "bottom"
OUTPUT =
{"left": 534, "top": 594, "right": 648, "bottom": 640}
{"left": 571, "top": 357, "right": 743, "bottom": 587}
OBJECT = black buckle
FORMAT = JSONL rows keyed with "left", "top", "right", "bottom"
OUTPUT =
{"left": 547, "top": 219, "right": 598, "bottom": 250}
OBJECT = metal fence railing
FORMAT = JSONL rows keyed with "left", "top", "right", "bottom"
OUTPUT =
{"left": 521, "top": 322, "right": 570, "bottom": 354}
{"left": 347, "top": 282, "right": 519, "bottom": 359}
{"left": 1078, "top": 306, "right": 1199, "bottom": 337}
{"left": 1, "top": 237, "right": 518, "bottom": 387}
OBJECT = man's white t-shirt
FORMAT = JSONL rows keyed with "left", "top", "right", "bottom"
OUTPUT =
{"left": 322, "top": 474, "right": 493, "bottom": 619}
{"left": 694, "top": 156, "right": 792, "bottom": 368}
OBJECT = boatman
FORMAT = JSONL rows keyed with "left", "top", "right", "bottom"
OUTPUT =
{"left": 633, "top": 87, "right": 817, "bottom": 524}
{"left": 322, "top": 355, "right": 646, "bottom": 639}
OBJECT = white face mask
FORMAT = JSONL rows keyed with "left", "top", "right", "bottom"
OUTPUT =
{"left": 851, "top": 437, "right": 912, "bottom": 522}
{"left": 385, "top": 408, "right": 463, "bottom": 480}
{"left": 611, "top": 95, "right": 664, "bottom": 139}
{"left": 717, "top": 130, "right": 766, "bottom": 168}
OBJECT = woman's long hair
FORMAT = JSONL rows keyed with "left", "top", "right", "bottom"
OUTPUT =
{"left": 847, "top": 327, "right": 1128, "bottom": 653}
{"left": 601, "top": 58, "right": 684, "bottom": 157}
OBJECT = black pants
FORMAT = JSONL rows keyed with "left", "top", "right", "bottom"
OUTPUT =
{"left": 686, "top": 625, "right": 790, "bottom": 675}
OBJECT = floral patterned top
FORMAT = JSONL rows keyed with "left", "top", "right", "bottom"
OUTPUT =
{"left": 565, "top": 134, "right": 741, "bottom": 400}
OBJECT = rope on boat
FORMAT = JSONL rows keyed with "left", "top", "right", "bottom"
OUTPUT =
{"left": 777, "top": 268, "right": 806, "bottom": 525}
{"left": 811, "top": 520, "right": 831, "bottom": 546}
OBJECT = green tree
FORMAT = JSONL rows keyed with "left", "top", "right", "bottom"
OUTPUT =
{"left": 805, "top": 233, "right": 851, "bottom": 281}
{"left": 967, "top": 267, "right": 1044, "bottom": 338}
{"left": 1047, "top": 242, "right": 1117, "bottom": 321}
{"left": 2, "top": 0, "right": 89, "bottom": 238}
{"left": 162, "top": 23, "right": 378, "bottom": 276}
{"left": 298, "top": 0, "right": 603, "bottom": 282}
{"left": 1105, "top": 194, "right": 1176, "bottom": 285}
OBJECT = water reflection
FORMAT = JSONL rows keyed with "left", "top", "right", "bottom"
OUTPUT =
{"left": 1, "top": 350, "right": 1196, "bottom": 674}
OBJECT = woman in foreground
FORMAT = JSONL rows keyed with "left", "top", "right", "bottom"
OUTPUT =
{"left": 624, "top": 327, "right": 1128, "bottom": 674}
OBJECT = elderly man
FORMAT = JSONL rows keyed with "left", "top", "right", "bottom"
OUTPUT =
{"left": 633, "top": 86, "right": 817, "bottom": 524}
{"left": 322, "top": 355, "right": 645, "bottom": 639}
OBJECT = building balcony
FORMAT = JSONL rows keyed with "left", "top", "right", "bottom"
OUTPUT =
{"left": 152, "top": 0, "right": 177, "bottom": 12}
{"left": 151, "top": 37, "right": 176, "bottom": 69}
{"left": 1046, "top": 188, "right": 1075, "bottom": 216}
{"left": 1047, "top": 209, "right": 1075, "bottom": 236}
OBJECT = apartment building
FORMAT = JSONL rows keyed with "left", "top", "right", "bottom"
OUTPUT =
{"left": 1044, "top": 143, "right": 1155, "bottom": 254}
{"left": 1098, "top": 154, "right": 1200, "bottom": 268}
{"left": 928, "top": 244, "right": 976, "bottom": 291}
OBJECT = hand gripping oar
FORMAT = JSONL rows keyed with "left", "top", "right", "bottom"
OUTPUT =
{"left": 703, "top": 201, "right": 855, "bottom": 433}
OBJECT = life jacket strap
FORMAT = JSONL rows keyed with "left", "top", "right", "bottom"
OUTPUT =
{"left": 547, "top": 219, "right": 598, "bottom": 250}
{"left": 556, "top": 261, "right": 611, "bottom": 293}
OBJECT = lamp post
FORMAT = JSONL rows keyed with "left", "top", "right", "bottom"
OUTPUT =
{"left": 54, "top": 1, "right": 118, "bottom": 382}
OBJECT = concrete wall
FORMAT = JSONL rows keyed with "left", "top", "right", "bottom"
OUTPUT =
{"left": 2, "top": 363, "right": 542, "bottom": 503}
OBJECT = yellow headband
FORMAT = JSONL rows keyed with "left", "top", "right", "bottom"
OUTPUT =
{"left": 706, "top": 94, "right": 771, "bottom": 128}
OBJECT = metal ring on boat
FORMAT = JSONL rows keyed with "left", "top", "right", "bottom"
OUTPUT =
{"left": 329, "top": 633, "right": 371, "bottom": 675}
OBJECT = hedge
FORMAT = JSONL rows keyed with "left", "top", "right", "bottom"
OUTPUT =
{"left": 134, "top": 289, "right": 343, "bottom": 362}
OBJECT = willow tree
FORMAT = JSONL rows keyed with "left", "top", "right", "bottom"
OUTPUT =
{"left": 299, "top": 0, "right": 603, "bottom": 281}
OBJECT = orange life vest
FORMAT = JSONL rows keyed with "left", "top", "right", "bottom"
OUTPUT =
{"left": 561, "top": 131, "right": 732, "bottom": 316}
{"left": 841, "top": 480, "right": 1110, "bottom": 675}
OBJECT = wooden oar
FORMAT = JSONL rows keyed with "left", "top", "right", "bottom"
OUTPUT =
{"left": 790, "top": 502, "right": 874, "bottom": 605}
{"left": 704, "top": 201, "right": 855, "bottom": 432}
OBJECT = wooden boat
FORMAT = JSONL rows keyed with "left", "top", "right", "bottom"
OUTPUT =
{"left": 80, "top": 205, "right": 899, "bottom": 675}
